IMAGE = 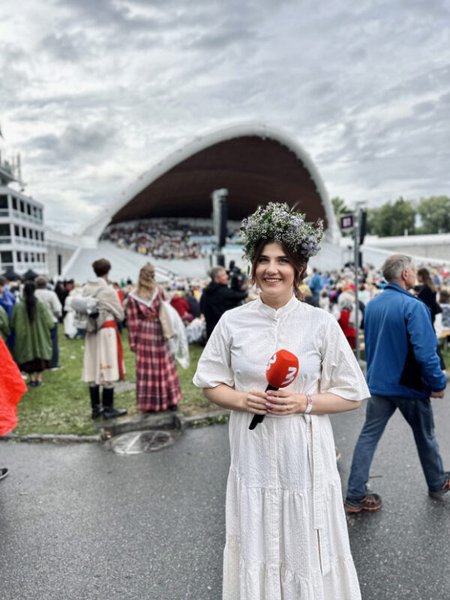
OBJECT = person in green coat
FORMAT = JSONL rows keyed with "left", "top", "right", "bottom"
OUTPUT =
{"left": 0, "top": 304, "right": 9, "bottom": 343}
{"left": 11, "top": 281, "right": 54, "bottom": 387}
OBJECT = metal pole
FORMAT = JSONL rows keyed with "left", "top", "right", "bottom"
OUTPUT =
{"left": 354, "top": 208, "right": 360, "bottom": 362}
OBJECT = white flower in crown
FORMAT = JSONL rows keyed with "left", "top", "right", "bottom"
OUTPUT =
{"left": 240, "top": 202, "right": 324, "bottom": 261}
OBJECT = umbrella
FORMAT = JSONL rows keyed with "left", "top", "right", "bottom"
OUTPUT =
{"left": 22, "top": 268, "right": 39, "bottom": 281}
{"left": 1, "top": 268, "right": 21, "bottom": 281}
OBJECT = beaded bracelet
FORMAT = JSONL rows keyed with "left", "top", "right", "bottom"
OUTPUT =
{"left": 304, "top": 394, "right": 313, "bottom": 414}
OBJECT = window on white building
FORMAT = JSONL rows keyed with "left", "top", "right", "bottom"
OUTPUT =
{"left": 0, "top": 251, "right": 13, "bottom": 265}
{"left": 0, "top": 223, "right": 11, "bottom": 236}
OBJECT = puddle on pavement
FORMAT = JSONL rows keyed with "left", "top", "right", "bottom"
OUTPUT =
{"left": 109, "top": 430, "right": 176, "bottom": 455}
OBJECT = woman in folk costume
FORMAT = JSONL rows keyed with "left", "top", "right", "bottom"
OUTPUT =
{"left": 82, "top": 259, "right": 127, "bottom": 419}
{"left": 126, "top": 263, "right": 181, "bottom": 413}
{"left": 11, "top": 281, "right": 54, "bottom": 387}
{"left": 193, "top": 203, "right": 369, "bottom": 600}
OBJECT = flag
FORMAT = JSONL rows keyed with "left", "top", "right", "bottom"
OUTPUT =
{"left": 0, "top": 337, "right": 27, "bottom": 435}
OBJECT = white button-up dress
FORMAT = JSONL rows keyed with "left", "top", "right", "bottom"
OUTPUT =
{"left": 193, "top": 295, "right": 370, "bottom": 600}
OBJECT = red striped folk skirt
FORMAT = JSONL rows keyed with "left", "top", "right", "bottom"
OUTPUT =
{"left": 134, "top": 313, "right": 182, "bottom": 412}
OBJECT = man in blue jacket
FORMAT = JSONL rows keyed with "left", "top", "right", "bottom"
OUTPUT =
{"left": 345, "top": 254, "right": 448, "bottom": 513}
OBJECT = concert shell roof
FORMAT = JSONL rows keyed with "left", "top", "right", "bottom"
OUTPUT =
{"left": 81, "top": 123, "right": 340, "bottom": 244}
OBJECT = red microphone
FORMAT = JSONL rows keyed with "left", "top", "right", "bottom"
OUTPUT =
{"left": 249, "top": 349, "right": 299, "bottom": 430}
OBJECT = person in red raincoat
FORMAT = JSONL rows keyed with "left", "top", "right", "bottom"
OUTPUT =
{"left": 337, "top": 291, "right": 357, "bottom": 349}
{"left": 170, "top": 291, "right": 193, "bottom": 323}
{"left": 0, "top": 336, "right": 27, "bottom": 481}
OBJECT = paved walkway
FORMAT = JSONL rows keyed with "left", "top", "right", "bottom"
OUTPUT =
{"left": 1, "top": 389, "right": 449, "bottom": 599}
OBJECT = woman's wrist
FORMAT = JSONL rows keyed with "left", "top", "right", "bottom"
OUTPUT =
{"left": 304, "top": 393, "right": 313, "bottom": 414}
{"left": 295, "top": 393, "right": 313, "bottom": 414}
{"left": 293, "top": 393, "right": 307, "bottom": 414}
{"left": 238, "top": 391, "right": 249, "bottom": 412}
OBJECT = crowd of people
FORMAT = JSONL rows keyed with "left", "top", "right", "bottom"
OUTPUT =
{"left": 101, "top": 219, "right": 212, "bottom": 260}
{"left": 1, "top": 258, "right": 449, "bottom": 398}
{"left": 101, "top": 218, "right": 243, "bottom": 260}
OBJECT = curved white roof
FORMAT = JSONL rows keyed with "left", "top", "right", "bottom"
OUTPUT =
{"left": 80, "top": 122, "right": 340, "bottom": 244}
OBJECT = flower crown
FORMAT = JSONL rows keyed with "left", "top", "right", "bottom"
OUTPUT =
{"left": 240, "top": 202, "right": 324, "bottom": 261}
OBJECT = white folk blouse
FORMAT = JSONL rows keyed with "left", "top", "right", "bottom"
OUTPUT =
{"left": 194, "top": 294, "right": 370, "bottom": 600}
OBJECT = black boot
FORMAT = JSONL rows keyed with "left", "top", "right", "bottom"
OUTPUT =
{"left": 89, "top": 385, "right": 102, "bottom": 419}
{"left": 102, "top": 387, "right": 127, "bottom": 419}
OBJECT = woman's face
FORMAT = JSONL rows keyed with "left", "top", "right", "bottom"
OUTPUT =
{"left": 254, "top": 242, "right": 295, "bottom": 305}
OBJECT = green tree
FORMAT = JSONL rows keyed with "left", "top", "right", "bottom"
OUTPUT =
{"left": 331, "top": 197, "right": 353, "bottom": 236}
{"left": 331, "top": 196, "right": 351, "bottom": 220}
{"left": 417, "top": 196, "right": 450, "bottom": 234}
{"left": 367, "top": 197, "right": 416, "bottom": 237}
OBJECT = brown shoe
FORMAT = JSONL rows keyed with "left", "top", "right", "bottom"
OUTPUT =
{"left": 429, "top": 473, "right": 450, "bottom": 499}
{"left": 344, "top": 493, "right": 382, "bottom": 514}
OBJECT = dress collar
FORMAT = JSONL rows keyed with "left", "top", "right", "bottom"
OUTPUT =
{"left": 255, "top": 293, "right": 299, "bottom": 318}
{"left": 130, "top": 288, "right": 158, "bottom": 307}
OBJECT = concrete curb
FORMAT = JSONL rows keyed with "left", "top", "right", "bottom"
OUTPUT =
{"left": 0, "top": 410, "right": 230, "bottom": 444}
{"left": 1, "top": 433, "right": 101, "bottom": 444}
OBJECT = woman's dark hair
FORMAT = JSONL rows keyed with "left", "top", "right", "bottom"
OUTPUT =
{"left": 439, "top": 288, "right": 449, "bottom": 304}
{"left": 250, "top": 239, "right": 308, "bottom": 299}
{"left": 92, "top": 258, "right": 111, "bottom": 278}
{"left": 23, "top": 281, "right": 37, "bottom": 323}
{"left": 417, "top": 267, "right": 435, "bottom": 292}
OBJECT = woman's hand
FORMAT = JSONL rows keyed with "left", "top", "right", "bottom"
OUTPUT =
{"left": 265, "top": 390, "right": 306, "bottom": 415}
{"left": 244, "top": 390, "right": 268, "bottom": 415}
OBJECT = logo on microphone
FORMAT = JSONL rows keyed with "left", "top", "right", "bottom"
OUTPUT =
{"left": 266, "top": 353, "right": 277, "bottom": 371}
{"left": 265, "top": 349, "right": 299, "bottom": 389}
{"left": 281, "top": 365, "right": 298, "bottom": 387}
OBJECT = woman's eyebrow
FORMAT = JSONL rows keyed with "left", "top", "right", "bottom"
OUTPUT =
{"left": 259, "top": 254, "right": 288, "bottom": 259}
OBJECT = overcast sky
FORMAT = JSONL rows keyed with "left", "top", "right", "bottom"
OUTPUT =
{"left": 1, "top": 0, "right": 450, "bottom": 234}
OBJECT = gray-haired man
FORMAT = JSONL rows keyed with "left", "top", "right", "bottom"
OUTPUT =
{"left": 345, "top": 254, "right": 448, "bottom": 513}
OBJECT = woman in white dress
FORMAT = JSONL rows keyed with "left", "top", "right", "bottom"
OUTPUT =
{"left": 193, "top": 203, "right": 369, "bottom": 600}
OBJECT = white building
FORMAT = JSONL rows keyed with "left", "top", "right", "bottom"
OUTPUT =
{"left": 0, "top": 157, "right": 47, "bottom": 276}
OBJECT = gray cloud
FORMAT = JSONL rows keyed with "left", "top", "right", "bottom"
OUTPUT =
{"left": 29, "top": 122, "right": 119, "bottom": 163}
{"left": 1, "top": 0, "right": 450, "bottom": 231}
{"left": 41, "top": 31, "right": 94, "bottom": 62}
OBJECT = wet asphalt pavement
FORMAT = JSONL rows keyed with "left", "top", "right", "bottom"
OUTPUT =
{"left": 1, "top": 389, "right": 449, "bottom": 600}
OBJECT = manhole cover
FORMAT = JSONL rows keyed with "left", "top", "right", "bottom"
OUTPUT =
{"left": 109, "top": 430, "right": 175, "bottom": 455}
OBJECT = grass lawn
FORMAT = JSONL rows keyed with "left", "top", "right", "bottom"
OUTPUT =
{"left": 13, "top": 326, "right": 213, "bottom": 437}
{"left": 12, "top": 327, "right": 450, "bottom": 437}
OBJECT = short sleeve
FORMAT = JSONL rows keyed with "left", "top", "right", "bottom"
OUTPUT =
{"left": 193, "top": 316, "right": 235, "bottom": 389}
{"left": 319, "top": 316, "right": 370, "bottom": 401}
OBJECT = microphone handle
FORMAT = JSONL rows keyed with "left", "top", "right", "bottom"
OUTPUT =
{"left": 249, "top": 384, "right": 279, "bottom": 430}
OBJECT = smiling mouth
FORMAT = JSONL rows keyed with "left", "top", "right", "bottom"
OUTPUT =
{"left": 264, "top": 278, "right": 282, "bottom": 282}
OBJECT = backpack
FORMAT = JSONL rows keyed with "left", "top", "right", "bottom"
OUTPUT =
{"left": 70, "top": 295, "right": 100, "bottom": 333}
